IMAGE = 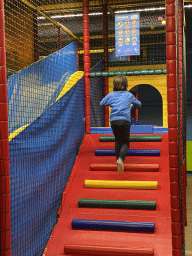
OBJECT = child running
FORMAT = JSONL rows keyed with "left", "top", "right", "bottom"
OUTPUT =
{"left": 100, "top": 75, "right": 142, "bottom": 173}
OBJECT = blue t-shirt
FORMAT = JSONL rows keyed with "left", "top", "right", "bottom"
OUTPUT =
{"left": 100, "top": 91, "right": 142, "bottom": 122}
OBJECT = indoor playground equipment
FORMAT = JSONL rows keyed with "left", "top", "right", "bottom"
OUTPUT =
{"left": 0, "top": 0, "right": 188, "bottom": 256}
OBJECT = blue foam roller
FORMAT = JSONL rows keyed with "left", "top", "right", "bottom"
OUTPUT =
{"left": 95, "top": 149, "right": 160, "bottom": 156}
{"left": 72, "top": 219, "right": 155, "bottom": 233}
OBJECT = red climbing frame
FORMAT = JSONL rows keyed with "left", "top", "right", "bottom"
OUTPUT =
{"left": 0, "top": 0, "right": 12, "bottom": 255}
{"left": 83, "top": 0, "right": 91, "bottom": 134}
{"left": 83, "top": 1, "right": 110, "bottom": 130}
{"left": 103, "top": 3, "right": 109, "bottom": 127}
{"left": 0, "top": 0, "right": 187, "bottom": 255}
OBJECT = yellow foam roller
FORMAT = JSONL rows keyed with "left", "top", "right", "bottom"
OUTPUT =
{"left": 84, "top": 180, "right": 158, "bottom": 190}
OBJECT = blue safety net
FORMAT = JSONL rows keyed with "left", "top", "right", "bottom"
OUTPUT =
{"left": 9, "top": 77, "right": 85, "bottom": 256}
{"left": 8, "top": 41, "right": 85, "bottom": 256}
{"left": 7, "top": 42, "right": 77, "bottom": 134}
{"left": 90, "top": 51, "right": 139, "bottom": 127}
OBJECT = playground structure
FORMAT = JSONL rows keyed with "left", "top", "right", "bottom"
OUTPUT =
{"left": 0, "top": 0, "right": 188, "bottom": 256}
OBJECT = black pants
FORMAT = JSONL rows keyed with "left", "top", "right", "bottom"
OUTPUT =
{"left": 111, "top": 120, "right": 131, "bottom": 161}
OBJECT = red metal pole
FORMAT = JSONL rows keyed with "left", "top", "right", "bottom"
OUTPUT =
{"left": 83, "top": 0, "right": 90, "bottom": 134}
{"left": 0, "top": 0, "right": 12, "bottom": 255}
{"left": 166, "top": 0, "right": 183, "bottom": 255}
{"left": 103, "top": 3, "right": 109, "bottom": 127}
{"left": 57, "top": 27, "right": 62, "bottom": 50}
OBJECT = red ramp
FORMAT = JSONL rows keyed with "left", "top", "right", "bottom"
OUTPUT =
{"left": 44, "top": 133, "right": 172, "bottom": 256}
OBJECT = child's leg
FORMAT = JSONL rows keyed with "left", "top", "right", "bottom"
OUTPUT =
{"left": 115, "top": 140, "right": 121, "bottom": 160}
{"left": 111, "top": 120, "right": 131, "bottom": 172}
{"left": 111, "top": 120, "right": 131, "bottom": 159}
{"left": 114, "top": 137, "right": 125, "bottom": 172}
{"left": 111, "top": 121, "right": 121, "bottom": 159}
{"left": 120, "top": 123, "right": 131, "bottom": 160}
{"left": 117, "top": 122, "right": 131, "bottom": 172}
{"left": 118, "top": 142, "right": 129, "bottom": 161}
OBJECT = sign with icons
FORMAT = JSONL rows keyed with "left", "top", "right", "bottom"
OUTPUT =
{"left": 115, "top": 12, "right": 140, "bottom": 57}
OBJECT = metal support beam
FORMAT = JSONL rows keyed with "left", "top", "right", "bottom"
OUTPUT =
{"left": 20, "top": 0, "right": 80, "bottom": 42}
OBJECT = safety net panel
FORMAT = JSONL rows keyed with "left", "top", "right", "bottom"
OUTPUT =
{"left": 84, "top": 0, "right": 166, "bottom": 127}
{"left": 4, "top": 0, "right": 85, "bottom": 255}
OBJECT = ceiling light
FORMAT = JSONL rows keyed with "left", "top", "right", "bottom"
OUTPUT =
{"left": 115, "top": 7, "right": 165, "bottom": 14}
{"left": 184, "top": 4, "right": 192, "bottom": 8}
{"left": 37, "top": 5, "right": 191, "bottom": 20}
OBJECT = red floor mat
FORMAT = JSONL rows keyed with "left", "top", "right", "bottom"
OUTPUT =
{"left": 44, "top": 133, "right": 172, "bottom": 256}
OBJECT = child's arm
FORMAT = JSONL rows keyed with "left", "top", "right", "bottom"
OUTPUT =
{"left": 131, "top": 95, "right": 142, "bottom": 109}
{"left": 100, "top": 94, "right": 109, "bottom": 107}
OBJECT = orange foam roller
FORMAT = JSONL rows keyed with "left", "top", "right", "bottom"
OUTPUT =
{"left": 64, "top": 245, "right": 154, "bottom": 256}
{"left": 90, "top": 163, "right": 159, "bottom": 172}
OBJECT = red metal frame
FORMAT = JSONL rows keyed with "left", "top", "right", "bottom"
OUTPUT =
{"left": 0, "top": 0, "right": 187, "bottom": 255}
{"left": 0, "top": 0, "right": 11, "bottom": 255}
{"left": 83, "top": 0, "right": 91, "bottom": 134}
{"left": 103, "top": 3, "right": 109, "bottom": 127}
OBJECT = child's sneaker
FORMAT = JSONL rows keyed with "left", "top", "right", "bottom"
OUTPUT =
{"left": 116, "top": 157, "right": 124, "bottom": 173}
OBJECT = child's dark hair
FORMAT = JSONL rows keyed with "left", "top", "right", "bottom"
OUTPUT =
{"left": 113, "top": 75, "right": 128, "bottom": 91}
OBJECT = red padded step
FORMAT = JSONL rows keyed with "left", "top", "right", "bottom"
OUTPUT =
{"left": 64, "top": 245, "right": 154, "bottom": 256}
{"left": 90, "top": 163, "right": 159, "bottom": 172}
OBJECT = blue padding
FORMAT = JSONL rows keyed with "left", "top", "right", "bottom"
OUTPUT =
{"left": 72, "top": 219, "right": 155, "bottom": 233}
{"left": 91, "top": 128, "right": 112, "bottom": 134}
{"left": 153, "top": 127, "right": 168, "bottom": 133}
{"left": 95, "top": 149, "right": 160, "bottom": 156}
{"left": 91, "top": 125, "right": 155, "bottom": 134}
{"left": 131, "top": 125, "right": 154, "bottom": 133}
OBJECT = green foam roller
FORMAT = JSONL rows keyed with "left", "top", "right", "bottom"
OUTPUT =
{"left": 155, "top": 69, "right": 163, "bottom": 74}
{"left": 163, "top": 68, "right": 167, "bottom": 74}
{"left": 115, "top": 71, "right": 122, "bottom": 76}
{"left": 121, "top": 71, "right": 127, "bottom": 75}
{"left": 78, "top": 199, "right": 156, "bottom": 210}
{"left": 95, "top": 72, "right": 102, "bottom": 77}
{"left": 126, "top": 71, "right": 133, "bottom": 76}
{"left": 99, "top": 135, "right": 162, "bottom": 142}
{"left": 140, "top": 69, "right": 149, "bottom": 75}
{"left": 133, "top": 70, "right": 141, "bottom": 76}
{"left": 148, "top": 69, "right": 155, "bottom": 75}
{"left": 102, "top": 71, "right": 109, "bottom": 77}
{"left": 91, "top": 72, "right": 96, "bottom": 77}
{"left": 108, "top": 71, "right": 115, "bottom": 76}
